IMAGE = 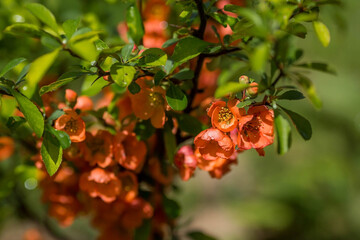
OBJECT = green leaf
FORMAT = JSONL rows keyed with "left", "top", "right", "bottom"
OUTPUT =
{"left": 214, "top": 82, "right": 249, "bottom": 98}
{"left": 277, "top": 90, "right": 305, "bottom": 100}
{"left": 62, "top": 18, "right": 80, "bottom": 40}
{"left": 4, "top": 23, "right": 43, "bottom": 38}
{"left": 41, "top": 131, "right": 63, "bottom": 176}
{"left": 94, "top": 39, "right": 109, "bottom": 51}
{"left": 237, "top": 100, "right": 252, "bottom": 108}
{"left": 295, "top": 62, "right": 336, "bottom": 75}
{"left": 275, "top": 111, "right": 292, "bottom": 155}
{"left": 162, "top": 38, "right": 179, "bottom": 48}
{"left": 120, "top": 44, "right": 134, "bottom": 62}
{"left": 166, "top": 83, "right": 188, "bottom": 111}
{"left": 26, "top": 3, "right": 58, "bottom": 34}
{"left": 172, "top": 68, "right": 194, "bottom": 80}
{"left": 286, "top": 22, "right": 307, "bottom": 38}
{"left": 27, "top": 48, "right": 60, "bottom": 90}
{"left": 46, "top": 125, "right": 71, "bottom": 149}
{"left": 134, "top": 120, "right": 155, "bottom": 141}
{"left": 6, "top": 116, "right": 26, "bottom": 131}
{"left": 163, "top": 195, "right": 181, "bottom": 219}
{"left": 110, "top": 64, "right": 136, "bottom": 87}
{"left": 41, "top": 35, "right": 61, "bottom": 49}
{"left": 139, "top": 48, "right": 167, "bottom": 67}
{"left": 40, "top": 72, "right": 88, "bottom": 96}
{"left": 128, "top": 81, "right": 140, "bottom": 94}
{"left": 81, "top": 75, "right": 108, "bottom": 96}
{"left": 293, "top": 12, "right": 319, "bottom": 22}
{"left": 0, "top": 58, "right": 26, "bottom": 78}
{"left": 126, "top": 5, "right": 144, "bottom": 45}
{"left": 9, "top": 89, "right": 44, "bottom": 137}
{"left": 134, "top": 220, "right": 151, "bottom": 240}
{"left": 176, "top": 114, "right": 205, "bottom": 136}
{"left": 164, "top": 122, "right": 177, "bottom": 162}
{"left": 279, "top": 105, "right": 312, "bottom": 141}
{"left": 47, "top": 110, "right": 64, "bottom": 123}
{"left": 68, "top": 35, "right": 100, "bottom": 61}
{"left": 154, "top": 70, "right": 167, "bottom": 85}
{"left": 187, "top": 231, "right": 217, "bottom": 240}
{"left": 313, "top": 21, "right": 330, "bottom": 47}
{"left": 250, "top": 42, "right": 270, "bottom": 72}
{"left": 294, "top": 73, "right": 322, "bottom": 109}
{"left": 170, "top": 37, "right": 211, "bottom": 70}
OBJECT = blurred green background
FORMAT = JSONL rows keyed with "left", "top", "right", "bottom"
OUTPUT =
{"left": 0, "top": 0, "right": 359, "bottom": 239}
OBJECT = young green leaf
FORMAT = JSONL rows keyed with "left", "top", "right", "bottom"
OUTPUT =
{"left": 9, "top": 89, "right": 44, "bottom": 137}
{"left": 26, "top": 3, "right": 59, "bottom": 34}
{"left": 166, "top": 83, "right": 188, "bottom": 111}
{"left": 120, "top": 44, "right": 135, "bottom": 63}
{"left": 214, "top": 82, "right": 249, "bottom": 98}
{"left": 46, "top": 125, "right": 71, "bottom": 149}
{"left": 286, "top": 22, "right": 307, "bottom": 39}
{"left": 110, "top": 64, "right": 136, "bottom": 87}
{"left": 275, "top": 111, "right": 292, "bottom": 155}
{"left": 39, "top": 72, "right": 88, "bottom": 96}
{"left": 277, "top": 90, "right": 305, "bottom": 100}
{"left": 162, "top": 38, "right": 179, "bottom": 48}
{"left": 170, "top": 37, "right": 211, "bottom": 70}
{"left": 4, "top": 23, "right": 43, "bottom": 38}
{"left": 62, "top": 18, "right": 80, "bottom": 40}
{"left": 279, "top": 105, "right": 312, "bottom": 141}
{"left": 139, "top": 48, "right": 167, "bottom": 67}
{"left": 0, "top": 58, "right": 26, "bottom": 78}
{"left": 41, "top": 130, "right": 63, "bottom": 176}
{"left": 313, "top": 21, "right": 330, "bottom": 47}
{"left": 27, "top": 48, "right": 60, "bottom": 90}
{"left": 126, "top": 5, "right": 144, "bottom": 45}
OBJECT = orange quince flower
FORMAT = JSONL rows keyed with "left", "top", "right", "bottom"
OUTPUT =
{"left": 79, "top": 168, "right": 122, "bottom": 203}
{"left": 129, "top": 77, "right": 167, "bottom": 128}
{"left": 54, "top": 109, "right": 86, "bottom": 142}
{"left": 118, "top": 171, "right": 139, "bottom": 202}
{"left": 174, "top": 146, "right": 197, "bottom": 181}
{"left": 81, "top": 130, "right": 115, "bottom": 168}
{"left": 237, "top": 105, "right": 274, "bottom": 154}
{"left": 113, "top": 131, "right": 147, "bottom": 173}
{"left": 194, "top": 128, "right": 235, "bottom": 161}
{"left": 207, "top": 99, "right": 243, "bottom": 132}
{"left": 195, "top": 149, "right": 237, "bottom": 179}
{"left": 0, "top": 136, "right": 15, "bottom": 161}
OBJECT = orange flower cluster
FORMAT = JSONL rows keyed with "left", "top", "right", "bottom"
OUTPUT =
{"left": 31, "top": 85, "right": 177, "bottom": 239}
{"left": 175, "top": 96, "right": 274, "bottom": 180}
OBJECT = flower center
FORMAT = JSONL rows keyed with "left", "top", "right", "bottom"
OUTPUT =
{"left": 218, "top": 107, "right": 233, "bottom": 122}
{"left": 149, "top": 92, "right": 163, "bottom": 107}
{"left": 65, "top": 118, "right": 78, "bottom": 134}
{"left": 243, "top": 116, "right": 261, "bottom": 136}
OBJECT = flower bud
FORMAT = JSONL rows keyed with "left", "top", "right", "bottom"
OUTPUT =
{"left": 246, "top": 82, "right": 258, "bottom": 96}
{"left": 239, "top": 75, "right": 249, "bottom": 84}
{"left": 65, "top": 89, "right": 78, "bottom": 105}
